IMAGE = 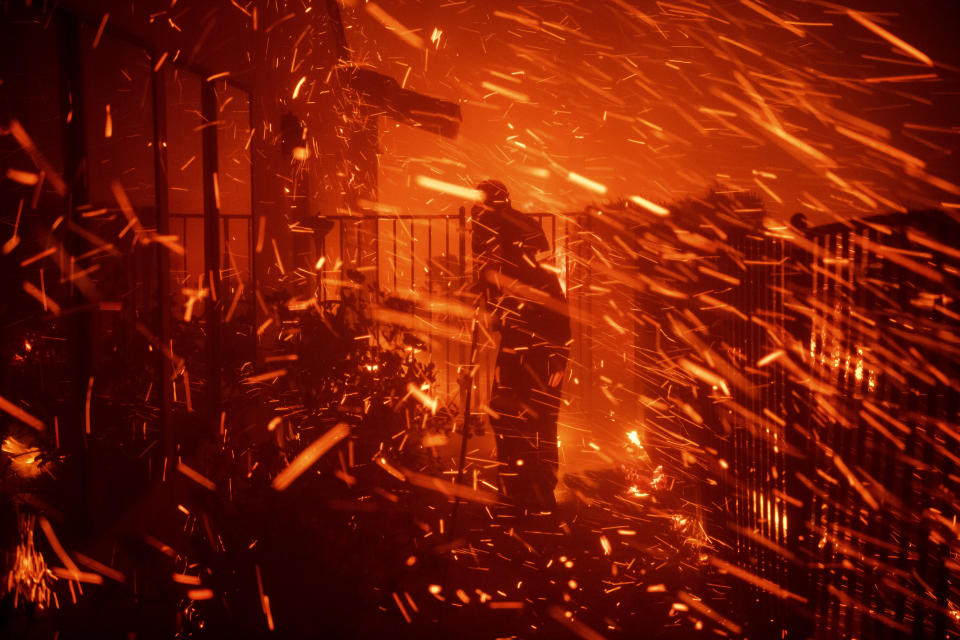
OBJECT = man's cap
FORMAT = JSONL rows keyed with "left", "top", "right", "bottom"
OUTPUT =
{"left": 476, "top": 180, "right": 510, "bottom": 206}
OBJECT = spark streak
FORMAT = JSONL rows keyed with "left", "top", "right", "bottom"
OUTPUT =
{"left": 272, "top": 423, "right": 350, "bottom": 491}
{"left": 567, "top": 172, "right": 608, "bottom": 195}
{"left": 848, "top": 9, "right": 934, "bottom": 67}
{"left": 414, "top": 175, "right": 484, "bottom": 201}
{"left": 0, "top": 394, "right": 45, "bottom": 431}
{"left": 365, "top": 2, "right": 424, "bottom": 49}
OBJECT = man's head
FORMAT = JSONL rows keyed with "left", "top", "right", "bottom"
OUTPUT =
{"left": 476, "top": 180, "right": 511, "bottom": 209}
{"left": 472, "top": 179, "right": 548, "bottom": 256}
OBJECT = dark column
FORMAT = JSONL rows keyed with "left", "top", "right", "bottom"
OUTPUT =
{"left": 57, "top": 9, "right": 92, "bottom": 529}
{"left": 152, "top": 55, "right": 174, "bottom": 478}
{"left": 201, "top": 79, "right": 221, "bottom": 441}
{"left": 783, "top": 227, "right": 816, "bottom": 639}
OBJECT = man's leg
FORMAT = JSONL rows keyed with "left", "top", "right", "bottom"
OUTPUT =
{"left": 489, "top": 362, "right": 538, "bottom": 509}
{"left": 528, "top": 386, "right": 561, "bottom": 512}
{"left": 526, "top": 347, "right": 566, "bottom": 512}
{"left": 491, "top": 349, "right": 565, "bottom": 513}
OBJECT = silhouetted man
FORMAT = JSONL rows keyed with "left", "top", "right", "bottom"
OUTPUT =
{"left": 471, "top": 181, "right": 570, "bottom": 513}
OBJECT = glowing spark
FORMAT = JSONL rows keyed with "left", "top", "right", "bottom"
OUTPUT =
{"left": 272, "top": 423, "right": 349, "bottom": 491}
{"left": 23, "top": 281, "right": 60, "bottom": 315}
{"left": 9, "top": 120, "right": 65, "bottom": 194}
{"left": 5, "top": 168, "right": 39, "bottom": 186}
{"left": 406, "top": 382, "right": 438, "bottom": 414}
{"left": 676, "top": 591, "right": 743, "bottom": 635}
{"left": 224, "top": 282, "right": 245, "bottom": 323}
{"left": 757, "top": 350, "right": 784, "bottom": 367}
{"left": 255, "top": 565, "right": 275, "bottom": 631}
{"left": 836, "top": 126, "right": 925, "bottom": 168}
{"left": 177, "top": 462, "right": 216, "bottom": 491}
{"left": 401, "top": 467, "right": 498, "bottom": 503}
{"left": 599, "top": 535, "right": 612, "bottom": 555}
{"left": 0, "top": 394, "right": 45, "bottom": 431}
{"left": 292, "top": 75, "right": 307, "bottom": 99}
{"left": 365, "top": 2, "right": 424, "bottom": 49}
{"left": 74, "top": 553, "right": 125, "bottom": 583}
{"left": 38, "top": 516, "right": 81, "bottom": 582}
{"left": 863, "top": 73, "right": 938, "bottom": 83}
{"left": 153, "top": 51, "right": 168, "bottom": 72}
{"left": 678, "top": 358, "right": 730, "bottom": 396}
{"left": 697, "top": 266, "right": 740, "bottom": 285}
{"left": 628, "top": 195, "right": 669, "bottom": 216}
{"left": 245, "top": 369, "right": 288, "bottom": 384}
{"left": 832, "top": 454, "right": 879, "bottom": 509}
{"left": 85, "top": 377, "right": 93, "bottom": 435}
{"left": 92, "top": 13, "right": 109, "bottom": 48}
{"left": 111, "top": 181, "right": 142, "bottom": 237}
{"left": 567, "top": 172, "right": 607, "bottom": 195}
{"left": 104, "top": 104, "right": 112, "bottom": 138}
{"left": 740, "top": 0, "right": 804, "bottom": 37}
{"left": 375, "top": 457, "right": 408, "bottom": 482}
{"left": 606, "top": 0, "right": 663, "bottom": 34}
{"left": 718, "top": 34, "right": 762, "bottom": 56}
{"left": 50, "top": 567, "right": 103, "bottom": 584}
{"left": 172, "top": 573, "right": 201, "bottom": 585}
{"left": 754, "top": 177, "right": 783, "bottom": 203}
{"left": 414, "top": 175, "right": 484, "bottom": 201}
{"left": 393, "top": 592, "right": 412, "bottom": 623}
{"left": 547, "top": 606, "right": 607, "bottom": 640}
{"left": 848, "top": 9, "right": 933, "bottom": 67}
{"left": 709, "top": 557, "right": 808, "bottom": 602}
{"left": 481, "top": 81, "right": 530, "bottom": 103}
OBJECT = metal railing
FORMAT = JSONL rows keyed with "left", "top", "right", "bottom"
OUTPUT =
{"left": 310, "top": 210, "right": 596, "bottom": 420}
{"left": 794, "top": 211, "right": 958, "bottom": 640}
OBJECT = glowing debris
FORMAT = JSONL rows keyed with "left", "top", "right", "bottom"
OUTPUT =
{"left": 292, "top": 75, "right": 307, "bottom": 99}
{"left": 566, "top": 172, "right": 608, "bottom": 195}
{"left": 847, "top": 9, "right": 933, "bottom": 67}
{"left": 272, "top": 423, "right": 350, "bottom": 491}
{"left": 481, "top": 81, "right": 530, "bottom": 103}
{"left": 0, "top": 394, "right": 45, "bottom": 431}
{"left": 628, "top": 195, "right": 669, "bottom": 216}
{"left": 414, "top": 175, "right": 484, "bottom": 201}
{"left": 5, "top": 168, "right": 40, "bottom": 186}
{"left": 365, "top": 2, "right": 424, "bottom": 49}
{"left": 177, "top": 462, "right": 216, "bottom": 491}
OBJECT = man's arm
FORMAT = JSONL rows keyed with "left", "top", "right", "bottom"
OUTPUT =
{"left": 470, "top": 209, "right": 502, "bottom": 313}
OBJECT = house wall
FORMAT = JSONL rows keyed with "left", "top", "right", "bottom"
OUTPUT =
{"left": 0, "top": 0, "right": 376, "bottom": 493}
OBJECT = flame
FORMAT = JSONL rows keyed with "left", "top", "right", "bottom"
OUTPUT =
{"left": 6, "top": 514, "right": 54, "bottom": 610}
{"left": 2, "top": 436, "right": 43, "bottom": 478}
